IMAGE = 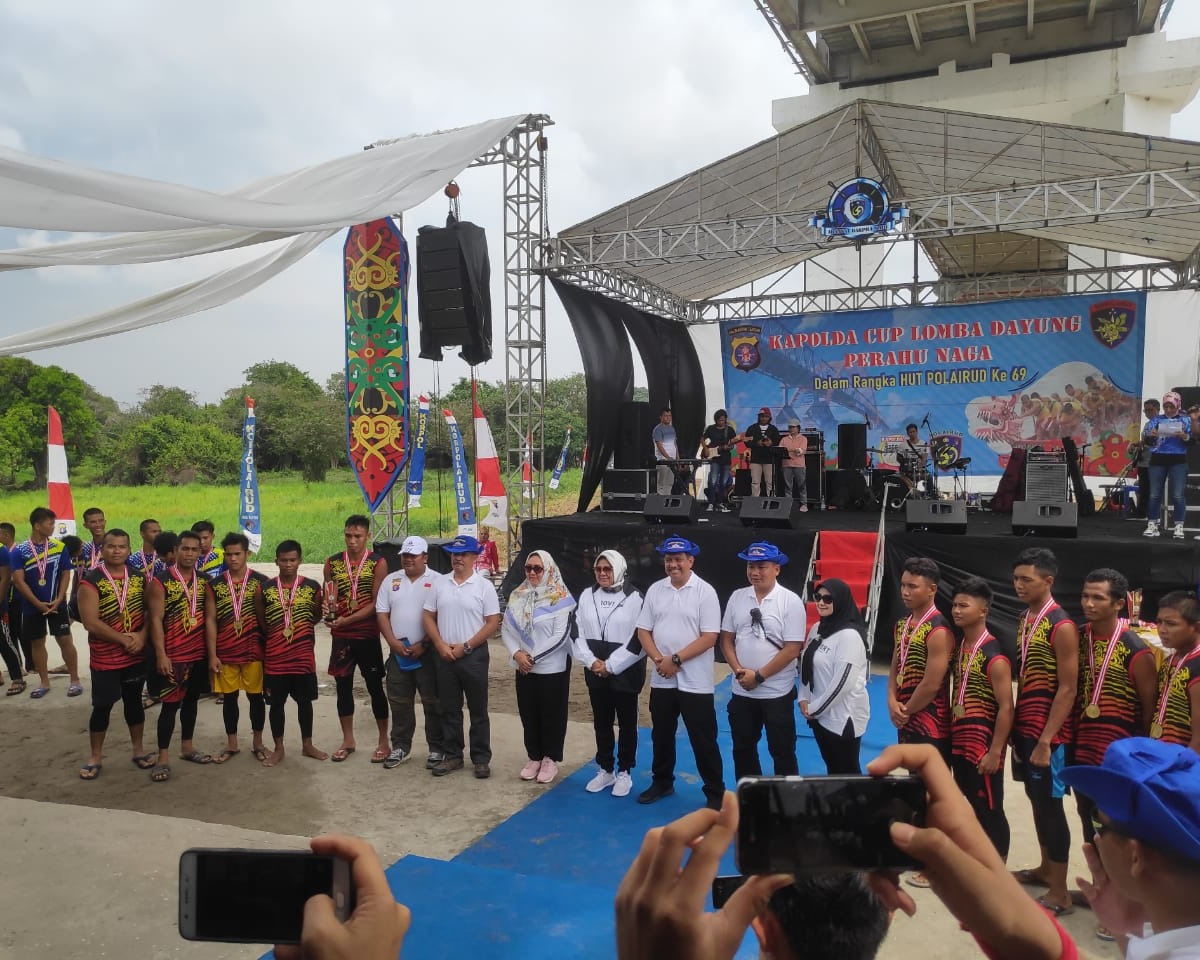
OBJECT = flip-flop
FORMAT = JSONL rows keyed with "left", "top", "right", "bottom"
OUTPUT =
{"left": 131, "top": 753, "right": 156, "bottom": 770}
{"left": 331, "top": 747, "right": 356, "bottom": 762}
{"left": 251, "top": 746, "right": 270, "bottom": 762}
{"left": 370, "top": 747, "right": 390, "bottom": 763}
{"left": 48, "top": 665, "right": 69, "bottom": 675}
{"left": 180, "top": 751, "right": 213, "bottom": 765}
{"left": 6, "top": 680, "right": 26, "bottom": 696}
{"left": 150, "top": 764, "right": 171, "bottom": 782}
{"left": 66, "top": 683, "right": 84, "bottom": 697}
{"left": 1036, "top": 895, "right": 1075, "bottom": 918}
{"left": 213, "top": 749, "right": 240, "bottom": 764}
{"left": 29, "top": 686, "right": 50, "bottom": 699}
{"left": 905, "top": 872, "right": 932, "bottom": 889}
{"left": 1013, "top": 868, "right": 1048, "bottom": 888}
{"left": 78, "top": 763, "right": 102, "bottom": 780}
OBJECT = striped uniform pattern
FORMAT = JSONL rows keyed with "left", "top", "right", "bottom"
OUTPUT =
{"left": 1014, "top": 605, "right": 1076, "bottom": 747}
{"left": 895, "top": 612, "right": 953, "bottom": 741}
{"left": 951, "top": 637, "right": 1009, "bottom": 766}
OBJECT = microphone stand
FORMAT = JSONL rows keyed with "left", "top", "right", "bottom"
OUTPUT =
{"left": 920, "top": 417, "right": 939, "bottom": 500}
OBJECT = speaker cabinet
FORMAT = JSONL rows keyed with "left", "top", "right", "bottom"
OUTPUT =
{"left": 1012, "top": 500, "right": 1078, "bottom": 537}
{"left": 616, "top": 401, "right": 657, "bottom": 470}
{"left": 837, "top": 423, "right": 868, "bottom": 471}
{"left": 643, "top": 494, "right": 700, "bottom": 524}
{"left": 602, "top": 469, "right": 651, "bottom": 514}
{"left": 738, "top": 496, "right": 798, "bottom": 529}
{"left": 416, "top": 222, "right": 492, "bottom": 365}
{"left": 905, "top": 500, "right": 967, "bottom": 534}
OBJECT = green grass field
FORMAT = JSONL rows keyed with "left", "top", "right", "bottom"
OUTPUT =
{"left": 0, "top": 468, "right": 586, "bottom": 562}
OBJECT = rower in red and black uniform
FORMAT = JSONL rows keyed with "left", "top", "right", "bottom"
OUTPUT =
{"left": 1008, "top": 547, "right": 1078, "bottom": 917}
{"left": 949, "top": 577, "right": 1014, "bottom": 860}
{"left": 256, "top": 538, "right": 327, "bottom": 768}
{"left": 324, "top": 514, "right": 389, "bottom": 764}
{"left": 1074, "top": 567, "right": 1157, "bottom": 844}
{"left": 1151, "top": 591, "right": 1200, "bottom": 754}
{"left": 147, "top": 529, "right": 211, "bottom": 782}
{"left": 888, "top": 557, "right": 954, "bottom": 754}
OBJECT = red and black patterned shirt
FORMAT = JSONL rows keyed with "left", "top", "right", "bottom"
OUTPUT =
{"left": 1154, "top": 646, "right": 1200, "bottom": 747}
{"left": 325, "top": 551, "right": 385, "bottom": 641}
{"left": 951, "top": 633, "right": 1010, "bottom": 766}
{"left": 80, "top": 568, "right": 146, "bottom": 671}
{"left": 1014, "top": 603, "right": 1075, "bottom": 747}
{"left": 153, "top": 566, "right": 206, "bottom": 663}
{"left": 262, "top": 576, "right": 322, "bottom": 675}
{"left": 895, "top": 609, "right": 953, "bottom": 741}
{"left": 208, "top": 570, "right": 268, "bottom": 664}
{"left": 1074, "top": 624, "right": 1151, "bottom": 765}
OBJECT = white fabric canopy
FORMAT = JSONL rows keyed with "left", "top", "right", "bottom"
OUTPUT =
{"left": 0, "top": 114, "right": 526, "bottom": 353}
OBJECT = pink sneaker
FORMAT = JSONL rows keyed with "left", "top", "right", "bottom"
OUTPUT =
{"left": 520, "top": 759, "right": 541, "bottom": 781}
{"left": 536, "top": 758, "right": 558, "bottom": 784}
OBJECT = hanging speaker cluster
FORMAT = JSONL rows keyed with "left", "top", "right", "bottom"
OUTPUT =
{"left": 416, "top": 217, "right": 492, "bottom": 365}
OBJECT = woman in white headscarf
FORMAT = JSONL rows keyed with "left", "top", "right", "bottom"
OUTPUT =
{"left": 569, "top": 550, "right": 646, "bottom": 798}
{"left": 501, "top": 549, "right": 576, "bottom": 785}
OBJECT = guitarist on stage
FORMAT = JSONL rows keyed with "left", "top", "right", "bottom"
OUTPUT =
{"left": 700, "top": 410, "right": 739, "bottom": 513}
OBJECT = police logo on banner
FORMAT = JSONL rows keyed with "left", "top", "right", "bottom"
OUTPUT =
{"left": 812, "top": 178, "right": 907, "bottom": 239}
{"left": 729, "top": 325, "right": 763, "bottom": 372}
{"left": 1089, "top": 299, "right": 1136, "bottom": 350}
{"left": 930, "top": 432, "right": 964, "bottom": 471}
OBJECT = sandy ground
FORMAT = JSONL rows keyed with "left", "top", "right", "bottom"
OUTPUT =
{"left": 0, "top": 563, "right": 1117, "bottom": 960}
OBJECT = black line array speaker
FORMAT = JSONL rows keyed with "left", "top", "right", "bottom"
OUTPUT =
{"left": 643, "top": 494, "right": 700, "bottom": 524}
{"left": 1012, "top": 500, "right": 1078, "bottom": 537}
{"left": 905, "top": 500, "right": 967, "bottom": 534}
{"left": 837, "top": 423, "right": 868, "bottom": 471}
{"left": 616, "top": 401, "right": 657, "bottom": 469}
{"left": 416, "top": 221, "right": 492, "bottom": 364}
{"left": 738, "top": 496, "right": 798, "bottom": 529}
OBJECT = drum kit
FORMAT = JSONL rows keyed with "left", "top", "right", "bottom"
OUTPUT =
{"left": 867, "top": 438, "right": 972, "bottom": 511}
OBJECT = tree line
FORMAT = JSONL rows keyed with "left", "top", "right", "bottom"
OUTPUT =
{"left": 0, "top": 357, "right": 589, "bottom": 489}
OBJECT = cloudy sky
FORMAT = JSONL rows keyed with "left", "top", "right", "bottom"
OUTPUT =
{"left": 1, "top": 2, "right": 1199, "bottom": 406}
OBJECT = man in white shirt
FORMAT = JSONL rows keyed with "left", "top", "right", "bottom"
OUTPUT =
{"left": 1064, "top": 737, "right": 1200, "bottom": 958}
{"left": 376, "top": 536, "right": 444, "bottom": 770}
{"left": 719, "top": 541, "right": 804, "bottom": 781}
{"left": 636, "top": 536, "right": 724, "bottom": 809}
{"left": 422, "top": 535, "right": 501, "bottom": 780}
{"left": 652, "top": 408, "right": 679, "bottom": 496}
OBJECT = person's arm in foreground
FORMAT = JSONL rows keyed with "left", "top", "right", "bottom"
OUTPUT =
{"left": 273, "top": 833, "right": 410, "bottom": 960}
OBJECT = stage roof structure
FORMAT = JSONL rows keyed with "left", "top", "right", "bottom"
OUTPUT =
{"left": 754, "top": 0, "right": 1170, "bottom": 88}
{"left": 546, "top": 98, "right": 1200, "bottom": 322}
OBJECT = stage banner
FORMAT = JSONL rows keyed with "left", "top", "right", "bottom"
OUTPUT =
{"left": 407, "top": 395, "right": 429, "bottom": 509}
{"left": 344, "top": 217, "right": 410, "bottom": 513}
{"left": 46, "top": 405, "right": 76, "bottom": 537}
{"left": 720, "top": 293, "right": 1146, "bottom": 476}
{"left": 549, "top": 426, "right": 571, "bottom": 490}
{"left": 238, "top": 398, "right": 262, "bottom": 554}
{"left": 443, "top": 409, "right": 477, "bottom": 534}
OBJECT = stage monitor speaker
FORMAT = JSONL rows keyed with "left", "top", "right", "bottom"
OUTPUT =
{"left": 643, "top": 494, "right": 700, "bottom": 524}
{"left": 738, "top": 496, "right": 798, "bottom": 529}
{"left": 1012, "top": 500, "right": 1078, "bottom": 538}
{"left": 905, "top": 500, "right": 967, "bottom": 534}
{"left": 837, "top": 423, "right": 868, "bottom": 471}
{"left": 825, "top": 469, "right": 871, "bottom": 511}
{"left": 416, "top": 221, "right": 492, "bottom": 364}
{"left": 616, "top": 401, "right": 656, "bottom": 470}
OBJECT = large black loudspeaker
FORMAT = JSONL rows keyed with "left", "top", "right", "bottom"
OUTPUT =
{"left": 643, "top": 494, "right": 700, "bottom": 524}
{"left": 738, "top": 496, "right": 798, "bottom": 529}
{"left": 416, "top": 221, "right": 492, "bottom": 365}
{"left": 837, "top": 423, "right": 868, "bottom": 471}
{"left": 1012, "top": 501, "right": 1078, "bottom": 537}
{"left": 905, "top": 500, "right": 967, "bottom": 534}
{"left": 616, "top": 401, "right": 657, "bottom": 469}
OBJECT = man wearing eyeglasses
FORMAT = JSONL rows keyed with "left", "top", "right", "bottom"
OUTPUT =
{"left": 718, "top": 542, "right": 804, "bottom": 781}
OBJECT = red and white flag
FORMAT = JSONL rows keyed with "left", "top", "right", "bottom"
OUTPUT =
{"left": 521, "top": 433, "right": 534, "bottom": 500}
{"left": 474, "top": 399, "right": 507, "bottom": 530}
{"left": 46, "top": 406, "right": 76, "bottom": 537}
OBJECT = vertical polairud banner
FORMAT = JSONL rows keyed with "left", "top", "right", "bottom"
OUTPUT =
{"left": 720, "top": 292, "right": 1146, "bottom": 476}
{"left": 344, "top": 217, "right": 410, "bottom": 513}
{"left": 549, "top": 426, "right": 571, "bottom": 490}
{"left": 238, "top": 398, "right": 262, "bottom": 554}
{"left": 443, "top": 410, "right": 477, "bottom": 534}
{"left": 407, "top": 395, "right": 429, "bottom": 509}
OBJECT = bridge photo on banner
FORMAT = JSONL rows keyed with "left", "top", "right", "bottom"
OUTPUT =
{"left": 721, "top": 292, "right": 1146, "bottom": 477}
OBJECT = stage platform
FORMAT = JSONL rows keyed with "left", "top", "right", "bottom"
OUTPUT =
{"left": 518, "top": 506, "right": 1199, "bottom": 653}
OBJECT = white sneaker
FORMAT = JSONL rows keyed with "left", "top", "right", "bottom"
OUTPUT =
{"left": 612, "top": 770, "right": 633, "bottom": 798}
{"left": 585, "top": 769, "right": 616, "bottom": 793}
{"left": 1144, "top": 521, "right": 1161, "bottom": 538}
{"left": 799, "top": 504, "right": 808, "bottom": 512}
{"left": 1175, "top": 523, "right": 1186, "bottom": 540}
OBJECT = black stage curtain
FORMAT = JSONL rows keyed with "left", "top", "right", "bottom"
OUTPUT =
{"left": 553, "top": 280, "right": 636, "bottom": 510}
{"left": 621, "top": 309, "right": 705, "bottom": 463}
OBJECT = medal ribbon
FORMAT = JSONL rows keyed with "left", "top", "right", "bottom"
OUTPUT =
{"left": 343, "top": 551, "right": 369, "bottom": 606}
{"left": 955, "top": 630, "right": 992, "bottom": 710}
{"left": 89, "top": 543, "right": 103, "bottom": 570}
{"left": 171, "top": 566, "right": 199, "bottom": 628}
{"left": 101, "top": 566, "right": 131, "bottom": 630}
{"left": 1154, "top": 643, "right": 1200, "bottom": 732}
{"left": 276, "top": 577, "right": 296, "bottom": 637}
{"left": 1085, "top": 618, "right": 1129, "bottom": 711}
{"left": 1018, "top": 598, "right": 1056, "bottom": 681}
{"left": 138, "top": 550, "right": 157, "bottom": 573}
{"left": 897, "top": 605, "right": 938, "bottom": 680}
{"left": 225, "top": 570, "right": 251, "bottom": 626}
{"left": 28, "top": 539, "right": 49, "bottom": 585}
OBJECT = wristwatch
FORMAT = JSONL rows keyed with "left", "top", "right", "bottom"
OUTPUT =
{"left": 754, "top": 671, "right": 765, "bottom": 686}
{"left": 461, "top": 641, "right": 473, "bottom": 655}
{"left": 671, "top": 654, "right": 683, "bottom": 666}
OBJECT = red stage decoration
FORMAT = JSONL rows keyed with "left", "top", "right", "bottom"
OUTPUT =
{"left": 343, "top": 218, "right": 410, "bottom": 512}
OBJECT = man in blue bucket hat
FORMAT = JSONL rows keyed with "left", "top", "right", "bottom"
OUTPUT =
{"left": 719, "top": 541, "right": 805, "bottom": 781}
{"left": 635, "top": 536, "right": 724, "bottom": 809}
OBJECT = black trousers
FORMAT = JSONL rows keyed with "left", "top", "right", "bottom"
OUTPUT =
{"left": 727, "top": 691, "right": 798, "bottom": 780}
{"left": 222, "top": 692, "right": 266, "bottom": 735}
{"left": 649, "top": 687, "right": 724, "bottom": 805}
{"left": 156, "top": 665, "right": 207, "bottom": 750}
{"left": 584, "top": 670, "right": 640, "bottom": 773}
{"left": 952, "top": 756, "right": 1011, "bottom": 860}
{"left": 810, "top": 717, "right": 862, "bottom": 774}
{"left": 0, "top": 616, "right": 22, "bottom": 681}
{"left": 1134, "top": 466, "right": 1150, "bottom": 517}
{"left": 1075, "top": 791, "right": 1098, "bottom": 847}
{"left": 515, "top": 669, "right": 570, "bottom": 763}
{"left": 1012, "top": 738, "right": 1071, "bottom": 864}
{"left": 435, "top": 645, "right": 491, "bottom": 764}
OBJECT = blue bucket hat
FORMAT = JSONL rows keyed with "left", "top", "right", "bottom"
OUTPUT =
{"left": 443, "top": 535, "right": 482, "bottom": 554}
{"left": 1059, "top": 737, "right": 1200, "bottom": 863}
{"left": 656, "top": 536, "right": 700, "bottom": 556}
{"left": 736, "top": 541, "right": 788, "bottom": 565}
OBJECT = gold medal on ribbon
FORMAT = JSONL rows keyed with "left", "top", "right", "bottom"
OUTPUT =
{"left": 1150, "top": 721, "right": 1164, "bottom": 739}
{"left": 37, "top": 578, "right": 46, "bottom": 586}
{"left": 1084, "top": 703, "right": 1102, "bottom": 719}
{"left": 123, "top": 612, "right": 133, "bottom": 632}
{"left": 282, "top": 626, "right": 293, "bottom": 640}
{"left": 234, "top": 617, "right": 243, "bottom": 636}
{"left": 953, "top": 704, "right": 966, "bottom": 718}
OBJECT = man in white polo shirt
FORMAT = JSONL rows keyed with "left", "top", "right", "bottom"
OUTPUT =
{"left": 636, "top": 535, "right": 724, "bottom": 809}
{"left": 422, "top": 534, "right": 501, "bottom": 779}
{"left": 719, "top": 541, "right": 804, "bottom": 781}
{"left": 377, "top": 536, "right": 445, "bottom": 771}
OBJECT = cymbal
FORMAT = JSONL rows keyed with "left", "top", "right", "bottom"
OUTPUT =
{"left": 951, "top": 458, "right": 972, "bottom": 469}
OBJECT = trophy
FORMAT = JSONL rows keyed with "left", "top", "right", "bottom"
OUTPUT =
{"left": 323, "top": 582, "right": 338, "bottom": 624}
{"left": 1128, "top": 588, "right": 1143, "bottom": 626}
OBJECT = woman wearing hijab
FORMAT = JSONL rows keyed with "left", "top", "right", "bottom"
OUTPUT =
{"left": 570, "top": 551, "right": 646, "bottom": 797}
{"left": 1143, "top": 391, "right": 1193, "bottom": 539}
{"left": 798, "top": 579, "right": 870, "bottom": 774}
{"left": 501, "top": 550, "right": 577, "bottom": 784}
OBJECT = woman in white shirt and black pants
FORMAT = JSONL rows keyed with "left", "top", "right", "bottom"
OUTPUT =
{"left": 799, "top": 578, "right": 870, "bottom": 774}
